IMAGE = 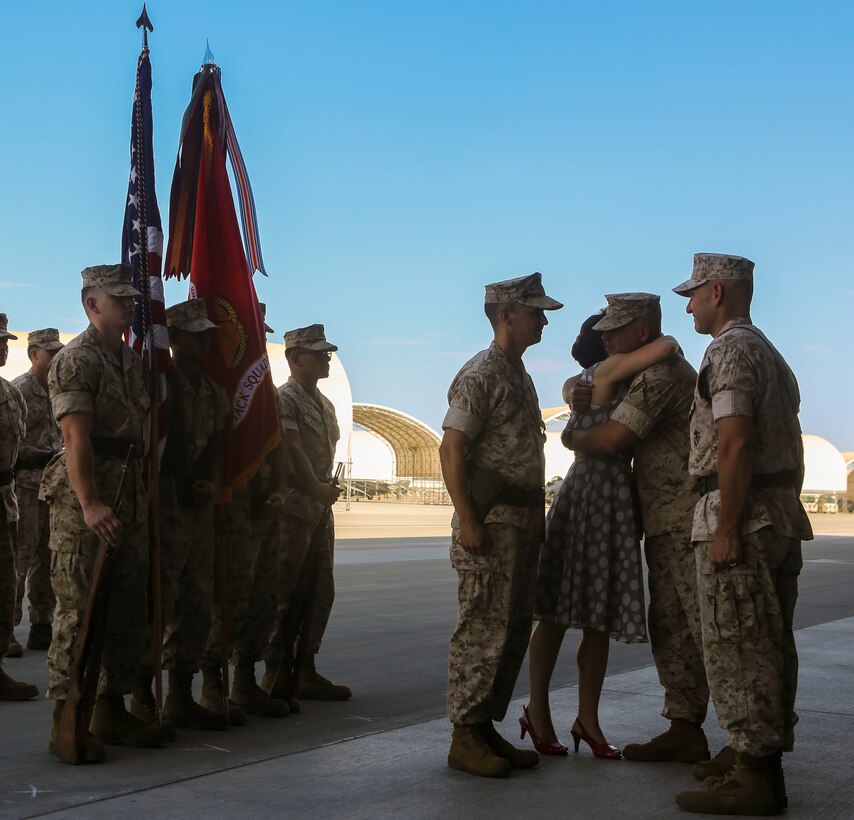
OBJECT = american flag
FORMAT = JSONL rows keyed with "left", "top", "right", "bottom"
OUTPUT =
{"left": 122, "top": 47, "right": 169, "bottom": 451}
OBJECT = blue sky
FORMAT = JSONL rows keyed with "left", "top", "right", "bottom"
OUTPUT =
{"left": 2, "top": 2, "right": 852, "bottom": 447}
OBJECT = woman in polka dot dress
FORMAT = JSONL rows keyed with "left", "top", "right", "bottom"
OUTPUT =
{"left": 520, "top": 311, "right": 679, "bottom": 759}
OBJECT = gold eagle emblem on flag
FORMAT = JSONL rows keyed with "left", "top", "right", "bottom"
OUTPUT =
{"left": 213, "top": 297, "right": 247, "bottom": 370}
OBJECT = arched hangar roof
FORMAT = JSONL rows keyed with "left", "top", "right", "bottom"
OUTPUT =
{"left": 542, "top": 406, "right": 571, "bottom": 426}
{"left": 802, "top": 435, "right": 847, "bottom": 493}
{"left": 352, "top": 403, "right": 442, "bottom": 479}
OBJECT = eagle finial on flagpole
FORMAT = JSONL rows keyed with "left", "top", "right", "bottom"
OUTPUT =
{"left": 136, "top": 4, "right": 154, "bottom": 51}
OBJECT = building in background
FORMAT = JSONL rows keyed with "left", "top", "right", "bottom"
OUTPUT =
{"left": 799, "top": 435, "right": 849, "bottom": 514}
{"left": 5, "top": 331, "right": 849, "bottom": 510}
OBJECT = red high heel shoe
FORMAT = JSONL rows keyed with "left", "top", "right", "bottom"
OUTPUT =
{"left": 519, "top": 705, "right": 568, "bottom": 756}
{"left": 570, "top": 718, "right": 622, "bottom": 759}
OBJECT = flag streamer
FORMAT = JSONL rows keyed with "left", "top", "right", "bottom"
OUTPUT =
{"left": 165, "top": 63, "right": 280, "bottom": 495}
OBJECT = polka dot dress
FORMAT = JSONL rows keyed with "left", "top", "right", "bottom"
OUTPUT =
{"left": 534, "top": 399, "right": 648, "bottom": 644}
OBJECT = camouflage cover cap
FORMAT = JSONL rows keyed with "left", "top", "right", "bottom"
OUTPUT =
{"left": 259, "top": 302, "right": 274, "bottom": 335}
{"left": 483, "top": 272, "right": 563, "bottom": 310}
{"left": 0, "top": 313, "right": 17, "bottom": 340}
{"left": 27, "top": 328, "right": 63, "bottom": 350}
{"left": 166, "top": 298, "right": 219, "bottom": 333}
{"left": 593, "top": 292, "right": 661, "bottom": 332}
{"left": 673, "top": 253, "right": 755, "bottom": 295}
{"left": 81, "top": 263, "right": 141, "bottom": 298}
{"left": 284, "top": 323, "right": 338, "bottom": 352}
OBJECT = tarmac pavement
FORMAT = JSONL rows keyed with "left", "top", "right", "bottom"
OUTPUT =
{"left": 1, "top": 510, "right": 852, "bottom": 818}
{"left": 4, "top": 616, "right": 851, "bottom": 819}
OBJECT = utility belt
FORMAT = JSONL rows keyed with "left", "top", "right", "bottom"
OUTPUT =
{"left": 15, "top": 449, "right": 57, "bottom": 471}
{"left": 168, "top": 483, "right": 211, "bottom": 509}
{"left": 0, "top": 469, "right": 13, "bottom": 486}
{"left": 493, "top": 485, "right": 546, "bottom": 508}
{"left": 90, "top": 437, "right": 144, "bottom": 461}
{"left": 468, "top": 462, "right": 544, "bottom": 523}
{"left": 696, "top": 469, "right": 799, "bottom": 496}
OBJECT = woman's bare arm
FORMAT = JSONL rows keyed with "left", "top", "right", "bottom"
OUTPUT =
{"left": 594, "top": 336, "right": 678, "bottom": 386}
{"left": 562, "top": 374, "right": 582, "bottom": 406}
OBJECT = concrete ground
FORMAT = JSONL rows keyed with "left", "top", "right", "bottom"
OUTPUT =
{"left": 333, "top": 501, "right": 452, "bottom": 540}
{"left": 1, "top": 506, "right": 852, "bottom": 818}
{"left": 332, "top": 505, "right": 854, "bottom": 541}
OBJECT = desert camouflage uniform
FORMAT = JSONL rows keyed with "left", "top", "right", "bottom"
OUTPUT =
{"left": 202, "top": 393, "right": 283, "bottom": 673}
{"left": 41, "top": 324, "right": 150, "bottom": 699}
{"left": 231, "top": 452, "right": 281, "bottom": 667}
{"left": 444, "top": 341, "right": 545, "bottom": 726}
{"left": 0, "top": 377, "right": 26, "bottom": 657}
{"left": 150, "top": 367, "right": 229, "bottom": 674}
{"left": 265, "top": 378, "right": 339, "bottom": 665}
{"left": 690, "top": 318, "right": 812, "bottom": 756}
{"left": 610, "top": 353, "right": 708, "bottom": 724}
{"left": 201, "top": 488, "right": 253, "bottom": 673}
{"left": 11, "top": 368, "right": 61, "bottom": 629}
{"left": 264, "top": 377, "right": 341, "bottom": 663}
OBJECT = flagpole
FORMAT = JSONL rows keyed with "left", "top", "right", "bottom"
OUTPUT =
{"left": 136, "top": 4, "right": 153, "bottom": 51}
{"left": 135, "top": 4, "right": 164, "bottom": 727}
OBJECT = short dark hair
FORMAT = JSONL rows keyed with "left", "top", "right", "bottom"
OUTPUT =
{"left": 571, "top": 311, "right": 607, "bottom": 368}
{"left": 727, "top": 278, "right": 754, "bottom": 304}
{"left": 484, "top": 301, "right": 518, "bottom": 329}
{"left": 638, "top": 302, "right": 662, "bottom": 337}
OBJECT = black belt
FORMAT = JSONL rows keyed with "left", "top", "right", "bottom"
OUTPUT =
{"left": 90, "top": 437, "right": 144, "bottom": 460}
{"left": 495, "top": 484, "right": 545, "bottom": 509}
{"left": 0, "top": 469, "right": 13, "bottom": 486}
{"left": 15, "top": 449, "right": 56, "bottom": 471}
{"left": 697, "top": 469, "right": 799, "bottom": 496}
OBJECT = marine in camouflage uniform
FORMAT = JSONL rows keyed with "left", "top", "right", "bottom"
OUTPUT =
{"left": 199, "top": 304, "right": 289, "bottom": 720}
{"left": 131, "top": 299, "right": 230, "bottom": 731}
{"left": 262, "top": 324, "right": 350, "bottom": 703}
{"left": 441, "top": 272, "right": 562, "bottom": 778}
{"left": 615, "top": 357, "right": 708, "bottom": 758}
{"left": 673, "top": 254, "right": 812, "bottom": 816}
{"left": 11, "top": 329, "right": 64, "bottom": 652}
{"left": 0, "top": 313, "right": 38, "bottom": 700}
{"left": 233, "top": 455, "right": 282, "bottom": 664}
{"left": 227, "top": 401, "right": 288, "bottom": 715}
{"left": 42, "top": 265, "right": 167, "bottom": 760}
{"left": 565, "top": 294, "right": 709, "bottom": 762}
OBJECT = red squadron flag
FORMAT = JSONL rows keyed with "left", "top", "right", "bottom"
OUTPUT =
{"left": 164, "top": 59, "right": 279, "bottom": 494}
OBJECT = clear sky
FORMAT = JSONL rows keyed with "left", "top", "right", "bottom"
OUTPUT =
{"left": 2, "top": 2, "right": 852, "bottom": 447}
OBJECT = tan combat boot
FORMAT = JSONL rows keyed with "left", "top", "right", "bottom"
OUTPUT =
{"left": 676, "top": 751, "right": 785, "bottom": 816}
{"left": 163, "top": 671, "right": 228, "bottom": 730}
{"left": 260, "top": 661, "right": 301, "bottom": 713}
{"left": 128, "top": 675, "right": 177, "bottom": 741}
{"left": 90, "top": 694, "right": 171, "bottom": 748}
{"left": 200, "top": 667, "right": 247, "bottom": 726}
{"left": 447, "top": 724, "right": 512, "bottom": 778}
{"left": 48, "top": 699, "right": 106, "bottom": 764}
{"left": 294, "top": 655, "right": 351, "bottom": 701}
{"left": 693, "top": 744, "right": 736, "bottom": 780}
{"left": 230, "top": 663, "right": 290, "bottom": 718}
{"left": 27, "top": 623, "right": 53, "bottom": 651}
{"left": 6, "top": 631, "right": 23, "bottom": 658}
{"left": 480, "top": 720, "right": 539, "bottom": 769}
{"left": 0, "top": 664, "right": 38, "bottom": 700}
{"left": 622, "top": 718, "right": 710, "bottom": 763}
